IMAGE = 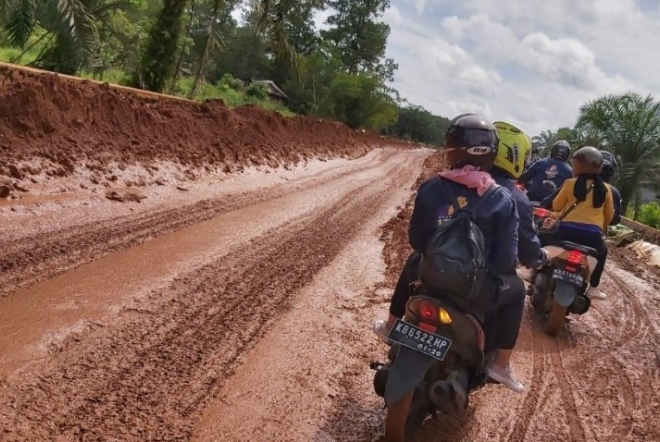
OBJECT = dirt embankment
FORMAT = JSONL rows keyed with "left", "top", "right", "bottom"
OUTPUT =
{"left": 0, "top": 65, "right": 410, "bottom": 196}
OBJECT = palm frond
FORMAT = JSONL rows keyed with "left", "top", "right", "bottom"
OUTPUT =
{"left": 5, "top": 0, "right": 36, "bottom": 47}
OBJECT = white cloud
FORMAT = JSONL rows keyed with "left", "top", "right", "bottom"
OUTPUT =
{"left": 378, "top": 0, "right": 657, "bottom": 135}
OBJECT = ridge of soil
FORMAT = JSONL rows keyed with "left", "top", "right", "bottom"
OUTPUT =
{"left": 0, "top": 65, "right": 411, "bottom": 188}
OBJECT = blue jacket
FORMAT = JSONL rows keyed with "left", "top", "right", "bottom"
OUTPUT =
{"left": 519, "top": 158, "right": 573, "bottom": 202}
{"left": 409, "top": 176, "right": 519, "bottom": 275}
{"left": 542, "top": 183, "right": 622, "bottom": 225}
{"left": 491, "top": 169, "right": 546, "bottom": 268}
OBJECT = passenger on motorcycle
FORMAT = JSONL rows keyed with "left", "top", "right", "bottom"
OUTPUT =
{"left": 518, "top": 140, "right": 573, "bottom": 202}
{"left": 541, "top": 149, "right": 622, "bottom": 226}
{"left": 373, "top": 114, "right": 527, "bottom": 392}
{"left": 542, "top": 147, "right": 615, "bottom": 300}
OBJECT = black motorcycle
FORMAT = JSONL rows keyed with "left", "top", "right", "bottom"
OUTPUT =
{"left": 526, "top": 206, "right": 600, "bottom": 335}
{"left": 371, "top": 289, "right": 494, "bottom": 442}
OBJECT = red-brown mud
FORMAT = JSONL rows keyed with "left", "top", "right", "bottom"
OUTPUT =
{"left": 2, "top": 63, "right": 660, "bottom": 442}
{"left": 0, "top": 64, "right": 408, "bottom": 186}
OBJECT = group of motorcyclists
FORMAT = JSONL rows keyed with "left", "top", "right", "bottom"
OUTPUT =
{"left": 374, "top": 113, "right": 622, "bottom": 394}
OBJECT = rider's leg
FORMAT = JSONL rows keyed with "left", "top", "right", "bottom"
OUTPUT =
{"left": 374, "top": 252, "right": 421, "bottom": 342}
{"left": 486, "top": 274, "right": 526, "bottom": 393}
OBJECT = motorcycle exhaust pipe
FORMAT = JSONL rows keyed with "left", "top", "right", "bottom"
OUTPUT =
{"left": 429, "top": 368, "right": 469, "bottom": 415}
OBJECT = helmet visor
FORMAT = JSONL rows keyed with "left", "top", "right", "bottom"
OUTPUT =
{"left": 449, "top": 128, "right": 498, "bottom": 154}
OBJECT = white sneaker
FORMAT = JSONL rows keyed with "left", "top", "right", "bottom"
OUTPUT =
{"left": 373, "top": 320, "right": 390, "bottom": 344}
{"left": 587, "top": 286, "right": 607, "bottom": 300}
{"left": 486, "top": 362, "right": 525, "bottom": 393}
{"left": 516, "top": 267, "right": 535, "bottom": 282}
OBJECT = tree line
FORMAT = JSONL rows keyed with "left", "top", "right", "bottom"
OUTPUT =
{"left": 0, "top": 0, "right": 448, "bottom": 144}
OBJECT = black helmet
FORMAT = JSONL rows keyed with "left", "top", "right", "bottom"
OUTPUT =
{"left": 445, "top": 114, "right": 499, "bottom": 154}
{"left": 550, "top": 140, "right": 571, "bottom": 161}
{"left": 600, "top": 150, "right": 618, "bottom": 182}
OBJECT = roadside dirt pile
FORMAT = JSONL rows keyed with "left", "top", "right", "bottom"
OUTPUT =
{"left": 0, "top": 65, "right": 404, "bottom": 185}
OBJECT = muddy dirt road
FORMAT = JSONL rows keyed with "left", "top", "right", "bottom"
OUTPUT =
{"left": 2, "top": 147, "right": 660, "bottom": 442}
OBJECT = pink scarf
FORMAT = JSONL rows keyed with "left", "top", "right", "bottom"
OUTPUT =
{"left": 438, "top": 165, "right": 496, "bottom": 196}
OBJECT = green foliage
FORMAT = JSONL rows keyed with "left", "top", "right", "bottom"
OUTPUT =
{"left": 218, "top": 73, "right": 243, "bottom": 90}
{"left": 575, "top": 92, "right": 660, "bottom": 213}
{"left": 321, "top": 0, "right": 397, "bottom": 81}
{"left": 319, "top": 72, "right": 397, "bottom": 129}
{"left": 381, "top": 104, "right": 451, "bottom": 145}
{"left": 245, "top": 82, "right": 269, "bottom": 100}
{"left": 636, "top": 202, "right": 660, "bottom": 229}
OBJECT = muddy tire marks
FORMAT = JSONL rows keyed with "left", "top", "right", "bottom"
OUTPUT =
{"left": 0, "top": 150, "right": 400, "bottom": 297}
{"left": 0, "top": 151, "right": 425, "bottom": 441}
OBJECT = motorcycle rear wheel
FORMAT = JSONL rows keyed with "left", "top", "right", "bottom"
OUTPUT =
{"left": 383, "top": 389, "right": 429, "bottom": 442}
{"left": 544, "top": 302, "right": 566, "bottom": 336}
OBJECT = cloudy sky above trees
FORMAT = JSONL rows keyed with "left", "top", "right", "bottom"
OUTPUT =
{"left": 313, "top": 0, "right": 659, "bottom": 135}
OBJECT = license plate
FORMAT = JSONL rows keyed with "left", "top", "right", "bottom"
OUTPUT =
{"left": 553, "top": 268, "right": 584, "bottom": 286}
{"left": 387, "top": 319, "right": 452, "bottom": 361}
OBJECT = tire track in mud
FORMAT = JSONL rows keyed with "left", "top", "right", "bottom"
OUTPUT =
{"left": 0, "top": 153, "right": 422, "bottom": 442}
{"left": 588, "top": 269, "right": 657, "bottom": 441}
{"left": 0, "top": 150, "right": 401, "bottom": 297}
{"left": 503, "top": 316, "right": 548, "bottom": 442}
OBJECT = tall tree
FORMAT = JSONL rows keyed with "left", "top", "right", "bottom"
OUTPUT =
{"left": 188, "top": 0, "right": 240, "bottom": 98}
{"left": 132, "top": 0, "right": 188, "bottom": 92}
{"left": 321, "top": 0, "right": 397, "bottom": 81}
{"left": 576, "top": 92, "right": 660, "bottom": 213}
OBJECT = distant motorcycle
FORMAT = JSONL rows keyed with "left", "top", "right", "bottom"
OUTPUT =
{"left": 371, "top": 290, "right": 495, "bottom": 442}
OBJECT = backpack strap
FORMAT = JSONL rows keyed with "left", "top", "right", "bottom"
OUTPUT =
{"left": 557, "top": 183, "right": 594, "bottom": 221}
{"left": 442, "top": 178, "right": 500, "bottom": 217}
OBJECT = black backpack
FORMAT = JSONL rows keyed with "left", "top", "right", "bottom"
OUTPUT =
{"left": 418, "top": 180, "right": 500, "bottom": 311}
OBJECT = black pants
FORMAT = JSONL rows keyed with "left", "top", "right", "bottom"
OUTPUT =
{"left": 389, "top": 252, "right": 526, "bottom": 350}
{"left": 541, "top": 226, "right": 607, "bottom": 287}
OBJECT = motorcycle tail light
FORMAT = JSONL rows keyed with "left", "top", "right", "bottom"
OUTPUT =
{"left": 567, "top": 250, "right": 585, "bottom": 265}
{"left": 534, "top": 208, "right": 550, "bottom": 217}
{"left": 408, "top": 299, "right": 453, "bottom": 325}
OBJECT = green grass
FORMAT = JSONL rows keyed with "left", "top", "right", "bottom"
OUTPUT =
{"left": 1, "top": 45, "right": 295, "bottom": 117}
{"left": 0, "top": 45, "right": 40, "bottom": 65}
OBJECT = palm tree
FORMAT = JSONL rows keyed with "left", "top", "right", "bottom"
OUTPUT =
{"left": 576, "top": 92, "right": 660, "bottom": 214}
{"left": 2, "top": 0, "right": 100, "bottom": 74}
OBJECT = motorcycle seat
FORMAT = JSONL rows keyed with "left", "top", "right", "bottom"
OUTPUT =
{"left": 557, "top": 240, "right": 599, "bottom": 258}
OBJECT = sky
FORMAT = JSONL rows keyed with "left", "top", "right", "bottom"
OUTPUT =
{"left": 379, "top": 0, "right": 660, "bottom": 135}
{"left": 237, "top": 0, "right": 660, "bottom": 136}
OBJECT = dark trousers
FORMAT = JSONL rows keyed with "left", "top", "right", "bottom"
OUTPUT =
{"left": 389, "top": 253, "right": 526, "bottom": 350}
{"left": 541, "top": 225, "right": 607, "bottom": 287}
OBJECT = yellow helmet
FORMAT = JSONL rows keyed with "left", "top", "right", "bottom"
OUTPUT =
{"left": 493, "top": 121, "right": 531, "bottom": 179}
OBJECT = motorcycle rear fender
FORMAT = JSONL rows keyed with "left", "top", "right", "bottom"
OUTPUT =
{"left": 553, "top": 279, "right": 579, "bottom": 308}
{"left": 404, "top": 297, "right": 483, "bottom": 363}
{"left": 545, "top": 245, "right": 599, "bottom": 279}
{"left": 384, "top": 345, "right": 436, "bottom": 407}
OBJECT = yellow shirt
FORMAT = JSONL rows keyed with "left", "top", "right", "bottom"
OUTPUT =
{"left": 552, "top": 178, "right": 614, "bottom": 232}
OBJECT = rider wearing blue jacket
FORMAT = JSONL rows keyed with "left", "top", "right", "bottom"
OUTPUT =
{"left": 519, "top": 140, "right": 573, "bottom": 202}
{"left": 374, "top": 115, "right": 528, "bottom": 393}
